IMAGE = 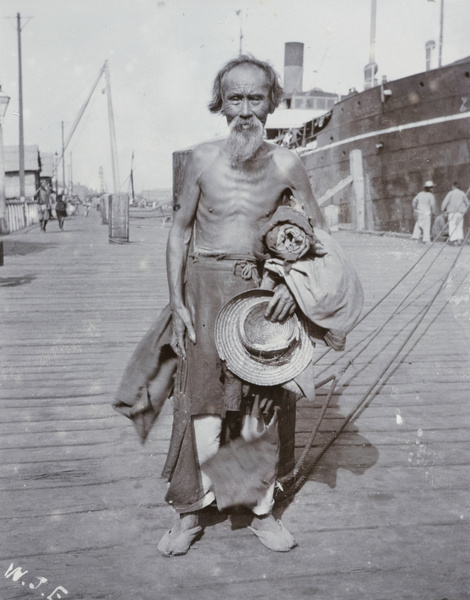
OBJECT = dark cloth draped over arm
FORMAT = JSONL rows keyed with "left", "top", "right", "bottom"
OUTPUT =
{"left": 113, "top": 304, "right": 177, "bottom": 442}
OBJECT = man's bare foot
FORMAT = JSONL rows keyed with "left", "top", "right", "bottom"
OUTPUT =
{"left": 157, "top": 512, "right": 202, "bottom": 557}
{"left": 248, "top": 513, "right": 297, "bottom": 552}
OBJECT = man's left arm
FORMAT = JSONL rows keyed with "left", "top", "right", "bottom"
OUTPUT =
{"left": 281, "top": 149, "right": 327, "bottom": 230}
{"left": 264, "top": 149, "right": 326, "bottom": 322}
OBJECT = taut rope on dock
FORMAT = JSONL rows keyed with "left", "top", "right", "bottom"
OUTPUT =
{"left": 277, "top": 228, "right": 470, "bottom": 498}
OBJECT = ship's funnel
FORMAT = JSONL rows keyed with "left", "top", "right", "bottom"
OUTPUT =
{"left": 284, "top": 42, "right": 304, "bottom": 99}
{"left": 364, "top": 62, "right": 378, "bottom": 90}
{"left": 364, "top": 0, "right": 378, "bottom": 89}
{"left": 425, "top": 40, "right": 436, "bottom": 71}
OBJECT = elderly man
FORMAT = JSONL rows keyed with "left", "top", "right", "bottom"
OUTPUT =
{"left": 115, "top": 56, "right": 362, "bottom": 556}
{"left": 159, "top": 56, "right": 332, "bottom": 555}
{"left": 158, "top": 55, "right": 330, "bottom": 557}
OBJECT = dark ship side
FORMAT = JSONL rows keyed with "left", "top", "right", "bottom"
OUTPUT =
{"left": 266, "top": 7, "right": 470, "bottom": 234}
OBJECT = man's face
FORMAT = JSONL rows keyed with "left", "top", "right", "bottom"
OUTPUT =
{"left": 221, "top": 64, "right": 271, "bottom": 127}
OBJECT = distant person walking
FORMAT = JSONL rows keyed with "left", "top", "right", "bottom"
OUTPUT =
{"left": 55, "top": 194, "right": 67, "bottom": 230}
{"left": 49, "top": 189, "right": 57, "bottom": 219}
{"left": 411, "top": 180, "right": 436, "bottom": 244}
{"left": 37, "top": 181, "right": 51, "bottom": 232}
{"left": 441, "top": 182, "right": 469, "bottom": 246}
{"left": 67, "top": 198, "right": 77, "bottom": 217}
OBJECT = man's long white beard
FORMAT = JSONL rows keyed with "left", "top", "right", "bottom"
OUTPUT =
{"left": 226, "top": 116, "right": 265, "bottom": 165}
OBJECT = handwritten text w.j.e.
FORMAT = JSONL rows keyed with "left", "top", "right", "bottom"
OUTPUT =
{"left": 5, "top": 563, "right": 69, "bottom": 599}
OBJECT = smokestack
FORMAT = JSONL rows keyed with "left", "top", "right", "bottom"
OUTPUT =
{"left": 364, "top": 0, "right": 378, "bottom": 89}
{"left": 284, "top": 42, "right": 304, "bottom": 100}
{"left": 425, "top": 40, "right": 436, "bottom": 71}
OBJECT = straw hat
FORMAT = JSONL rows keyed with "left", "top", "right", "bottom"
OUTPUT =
{"left": 215, "top": 289, "right": 314, "bottom": 386}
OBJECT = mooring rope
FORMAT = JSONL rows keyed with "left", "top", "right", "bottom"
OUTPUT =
{"left": 373, "top": 266, "right": 470, "bottom": 402}
{"left": 324, "top": 232, "right": 452, "bottom": 377}
{"left": 315, "top": 192, "right": 470, "bottom": 386}
{"left": 278, "top": 285, "right": 429, "bottom": 488}
{"left": 278, "top": 228, "right": 470, "bottom": 497}
{"left": 315, "top": 206, "right": 466, "bottom": 382}
{"left": 310, "top": 209, "right": 457, "bottom": 377}
{"left": 348, "top": 200, "right": 466, "bottom": 331}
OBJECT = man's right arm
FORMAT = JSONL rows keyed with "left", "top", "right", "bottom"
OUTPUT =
{"left": 166, "top": 148, "right": 203, "bottom": 357}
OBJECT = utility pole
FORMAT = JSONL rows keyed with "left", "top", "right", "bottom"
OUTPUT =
{"left": 104, "top": 61, "right": 120, "bottom": 195}
{"left": 54, "top": 152, "right": 58, "bottom": 193}
{"left": 236, "top": 10, "right": 243, "bottom": 56}
{"left": 17, "top": 13, "right": 25, "bottom": 201}
{"left": 69, "top": 152, "right": 73, "bottom": 195}
{"left": 104, "top": 61, "right": 127, "bottom": 242}
{"left": 0, "top": 87, "right": 11, "bottom": 235}
{"left": 130, "top": 151, "right": 135, "bottom": 204}
{"left": 61, "top": 121, "right": 66, "bottom": 193}
{"left": 99, "top": 166, "right": 106, "bottom": 194}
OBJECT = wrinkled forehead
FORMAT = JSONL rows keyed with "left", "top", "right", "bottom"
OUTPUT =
{"left": 222, "top": 64, "right": 270, "bottom": 95}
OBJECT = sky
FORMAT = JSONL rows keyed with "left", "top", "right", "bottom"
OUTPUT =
{"left": 1, "top": 0, "right": 470, "bottom": 194}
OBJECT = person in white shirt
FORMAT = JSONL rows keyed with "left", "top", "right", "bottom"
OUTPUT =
{"left": 441, "top": 182, "right": 469, "bottom": 246}
{"left": 411, "top": 180, "right": 436, "bottom": 244}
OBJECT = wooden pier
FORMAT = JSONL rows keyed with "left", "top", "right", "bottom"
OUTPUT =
{"left": 1, "top": 209, "right": 469, "bottom": 600}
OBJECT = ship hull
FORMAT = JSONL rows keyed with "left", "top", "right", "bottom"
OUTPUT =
{"left": 299, "top": 60, "right": 470, "bottom": 233}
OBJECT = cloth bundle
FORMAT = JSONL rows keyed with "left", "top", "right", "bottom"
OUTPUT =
{"left": 256, "top": 204, "right": 364, "bottom": 351}
{"left": 254, "top": 205, "right": 325, "bottom": 271}
{"left": 265, "top": 222, "right": 311, "bottom": 262}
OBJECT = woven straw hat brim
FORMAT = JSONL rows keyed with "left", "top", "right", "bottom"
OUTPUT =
{"left": 215, "top": 289, "right": 314, "bottom": 386}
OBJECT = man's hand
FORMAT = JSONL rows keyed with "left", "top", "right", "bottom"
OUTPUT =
{"left": 171, "top": 305, "right": 196, "bottom": 358}
{"left": 312, "top": 236, "right": 327, "bottom": 257}
{"left": 241, "top": 394, "right": 275, "bottom": 442}
{"left": 264, "top": 283, "right": 296, "bottom": 322}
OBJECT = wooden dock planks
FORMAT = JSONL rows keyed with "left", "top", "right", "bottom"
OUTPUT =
{"left": 1, "top": 211, "right": 469, "bottom": 600}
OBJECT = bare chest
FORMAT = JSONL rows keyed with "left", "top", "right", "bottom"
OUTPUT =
{"left": 194, "top": 158, "right": 289, "bottom": 252}
{"left": 198, "top": 159, "right": 287, "bottom": 220}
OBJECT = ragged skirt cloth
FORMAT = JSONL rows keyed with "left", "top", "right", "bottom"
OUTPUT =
{"left": 162, "top": 254, "right": 296, "bottom": 513}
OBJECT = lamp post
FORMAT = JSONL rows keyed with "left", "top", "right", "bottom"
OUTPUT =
{"left": 0, "top": 85, "right": 11, "bottom": 235}
{"left": 54, "top": 152, "right": 58, "bottom": 195}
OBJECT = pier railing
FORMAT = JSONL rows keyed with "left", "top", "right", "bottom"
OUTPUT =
{"left": 6, "top": 201, "right": 39, "bottom": 233}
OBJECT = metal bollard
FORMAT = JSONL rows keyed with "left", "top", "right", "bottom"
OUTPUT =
{"left": 0, "top": 241, "right": 3, "bottom": 266}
